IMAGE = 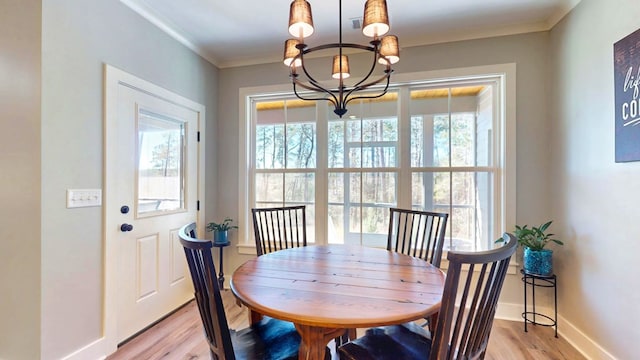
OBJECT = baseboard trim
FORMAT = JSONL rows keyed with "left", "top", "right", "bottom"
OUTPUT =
{"left": 556, "top": 314, "right": 617, "bottom": 360}
{"left": 495, "top": 302, "right": 616, "bottom": 360}
{"left": 60, "top": 337, "right": 107, "bottom": 360}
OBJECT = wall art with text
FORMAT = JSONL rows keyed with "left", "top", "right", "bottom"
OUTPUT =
{"left": 614, "top": 28, "right": 640, "bottom": 162}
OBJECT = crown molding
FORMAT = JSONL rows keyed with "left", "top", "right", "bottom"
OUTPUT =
{"left": 120, "top": 0, "right": 221, "bottom": 67}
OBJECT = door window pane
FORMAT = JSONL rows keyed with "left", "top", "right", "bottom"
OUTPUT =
{"left": 136, "top": 109, "right": 185, "bottom": 216}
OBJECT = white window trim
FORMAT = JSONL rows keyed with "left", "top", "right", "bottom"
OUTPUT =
{"left": 237, "top": 64, "right": 516, "bottom": 255}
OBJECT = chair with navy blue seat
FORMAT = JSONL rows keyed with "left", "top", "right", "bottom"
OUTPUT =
{"left": 179, "top": 222, "right": 328, "bottom": 360}
{"left": 338, "top": 232, "right": 517, "bottom": 360}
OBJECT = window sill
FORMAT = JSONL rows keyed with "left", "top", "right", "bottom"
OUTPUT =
{"left": 237, "top": 243, "right": 258, "bottom": 256}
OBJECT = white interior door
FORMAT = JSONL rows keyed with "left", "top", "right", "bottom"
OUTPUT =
{"left": 104, "top": 66, "right": 205, "bottom": 345}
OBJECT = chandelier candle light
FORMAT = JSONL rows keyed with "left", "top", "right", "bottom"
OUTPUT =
{"left": 283, "top": 0, "right": 399, "bottom": 117}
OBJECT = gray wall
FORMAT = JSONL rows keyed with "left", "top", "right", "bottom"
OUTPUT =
{"left": 39, "top": 0, "right": 218, "bottom": 358}
{"left": 549, "top": 0, "right": 640, "bottom": 358}
{"left": 0, "top": 1, "right": 42, "bottom": 359}
{"left": 217, "top": 32, "right": 550, "bottom": 312}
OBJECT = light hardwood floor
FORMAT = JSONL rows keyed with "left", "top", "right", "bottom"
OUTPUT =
{"left": 107, "top": 290, "right": 585, "bottom": 360}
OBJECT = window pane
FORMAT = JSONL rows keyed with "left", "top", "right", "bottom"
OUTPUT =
{"left": 137, "top": 110, "right": 184, "bottom": 215}
{"left": 433, "top": 115, "right": 451, "bottom": 167}
{"left": 255, "top": 124, "right": 284, "bottom": 169}
{"left": 286, "top": 122, "right": 316, "bottom": 168}
{"left": 328, "top": 121, "right": 345, "bottom": 168}
{"left": 363, "top": 144, "right": 397, "bottom": 168}
{"left": 347, "top": 118, "right": 398, "bottom": 168}
{"left": 328, "top": 173, "right": 344, "bottom": 203}
{"left": 410, "top": 116, "right": 425, "bottom": 167}
{"left": 347, "top": 206, "right": 389, "bottom": 247}
{"left": 305, "top": 204, "right": 316, "bottom": 244}
{"left": 328, "top": 204, "right": 344, "bottom": 244}
{"left": 361, "top": 172, "right": 396, "bottom": 205}
{"left": 255, "top": 173, "right": 283, "bottom": 203}
{"left": 284, "top": 173, "right": 315, "bottom": 203}
{"left": 449, "top": 113, "right": 475, "bottom": 167}
{"left": 432, "top": 172, "right": 451, "bottom": 207}
{"left": 414, "top": 171, "right": 495, "bottom": 251}
{"left": 475, "top": 86, "right": 493, "bottom": 167}
{"left": 410, "top": 86, "right": 491, "bottom": 168}
{"left": 346, "top": 172, "right": 396, "bottom": 247}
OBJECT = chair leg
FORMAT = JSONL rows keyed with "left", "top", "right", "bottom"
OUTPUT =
{"left": 334, "top": 328, "right": 357, "bottom": 347}
{"left": 428, "top": 313, "right": 438, "bottom": 334}
{"left": 335, "top": 328, "right": 357, "bottom": 346}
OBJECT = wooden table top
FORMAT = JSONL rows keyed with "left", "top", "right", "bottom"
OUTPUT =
{"left": 230, "top": 244, "right": 445, "bottom": 329}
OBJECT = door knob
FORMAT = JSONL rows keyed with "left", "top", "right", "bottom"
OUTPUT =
{"left": 120, "top": 223, "right": 133, "bottom": 232}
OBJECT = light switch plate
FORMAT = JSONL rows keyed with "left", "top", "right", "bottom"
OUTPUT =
{"left": 67, "top": 189, "right": 102, "bottom": 208}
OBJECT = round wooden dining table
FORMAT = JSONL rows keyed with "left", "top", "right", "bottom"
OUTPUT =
{"left": 230, "top": 244, "right": 446, "bottom": 360}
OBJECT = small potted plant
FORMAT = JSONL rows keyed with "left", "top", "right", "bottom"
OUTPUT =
{"left": 497, "top": 220, "right": 563, "bottom": 276}
{"left": 206, "top": 218, "right": 238, "bottom": 245}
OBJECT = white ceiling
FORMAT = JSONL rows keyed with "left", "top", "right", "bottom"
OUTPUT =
{"left": 121, "top": 0, "right": 581, "bottom": 68}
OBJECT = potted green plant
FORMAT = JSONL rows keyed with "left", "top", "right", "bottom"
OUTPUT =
{"left": 206, "top": 218, "right": 238, "bottom": 245}
{"left": 497, "top": 220, "right": 563, "bottom": 276}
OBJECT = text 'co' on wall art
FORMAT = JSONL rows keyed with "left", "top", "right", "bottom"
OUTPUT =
{"left": 614, "top": 28, "right": 640, "bottom": 162}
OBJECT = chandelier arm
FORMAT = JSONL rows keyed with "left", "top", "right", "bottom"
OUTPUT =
{"left": 347, "top": 42, "right": 383, "bottom": 90}
{"left": 297, "top": 67, "right": 337, "bottom": 98}
{"left": 301, "top": 42, "right": 373, "bottom": 55}
{"left": 292, "top": 42, "right": 383, "bottom": 97}
{"left": 293, "top": 53, "right": 341, "bottom": 104}
{"left": 292, "top": 79, "right": 340, "bottom": 106}
{"left": 295, "top": 43, "right": 383, "bottom": 93}
{"left": 342, "top": 70, "right": 391, "bottom": 98}
{"left": 291, "top": 68, "right": 340, "bottom": 106}
{"left": 343, "top": 73, "right": 392, "bottom": 107}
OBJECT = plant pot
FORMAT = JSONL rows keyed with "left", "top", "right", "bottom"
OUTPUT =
{"left": 213, "top": 230, "right": 230, "bottom": 245}
{"left": 523, "top": 247, "right": 553, "bottom": 276}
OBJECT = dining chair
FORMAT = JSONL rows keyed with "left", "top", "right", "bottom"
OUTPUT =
{"left": 388, "top": 208, "right": 448, "bottom": 329}
{"left": 387, "top": 207, "right": 449, "bottom": 268}
{"left": 338, "top": 232, "right": 518, "bottom": 360}
{"left": 251, "top": 205, "right": 307, "bottom": 256}
{"left": 251, "top": 205, "right": 355, "bottom": 346}
{"left": 179, "top": 223, "right": 327, "bottom": 360}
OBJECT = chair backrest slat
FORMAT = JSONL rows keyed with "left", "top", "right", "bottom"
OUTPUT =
{"left": 429, "top": 232, "right": 517, "bottom": 360}
{"left": 179, "top": 223, "right": 236, "bottom": 360}
{"left": 387, "top": 208, "right": 449, "bottom": 267}
{"left": 252, "top": 205, "right": 307, "bottom": 256}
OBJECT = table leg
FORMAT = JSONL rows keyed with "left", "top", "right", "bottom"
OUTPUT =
{"left": 294, "top": 324, "right": 343, "bottom": 360}
{"left": 247, "top": 309, "right": 264, "bottom": 326}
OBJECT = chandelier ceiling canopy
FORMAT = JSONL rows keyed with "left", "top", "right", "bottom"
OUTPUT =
{"left": 283, "top": 0, "right": 400, "bottom": 117}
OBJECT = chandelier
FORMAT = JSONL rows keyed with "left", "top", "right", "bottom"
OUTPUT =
{"left": 283, "top": 0, "right": 400, "bottom": 117}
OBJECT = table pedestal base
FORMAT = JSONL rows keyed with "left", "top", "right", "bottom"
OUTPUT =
{"left": 294, "top": 324, "right": 346, "bottom": 360}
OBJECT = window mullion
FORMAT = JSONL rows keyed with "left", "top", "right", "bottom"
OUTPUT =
{"left": 316, "top": 104, "right": 329, "bottom": 245}
{"left": 397, "top": 86, "right": 411, "bottom": 209}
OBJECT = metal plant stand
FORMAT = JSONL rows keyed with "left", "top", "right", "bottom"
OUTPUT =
{"left": 213, "top": 241, "right": 230, "bottom": 289}
{"left": 521, "top": 269, "right": 558, "bottom": 337}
